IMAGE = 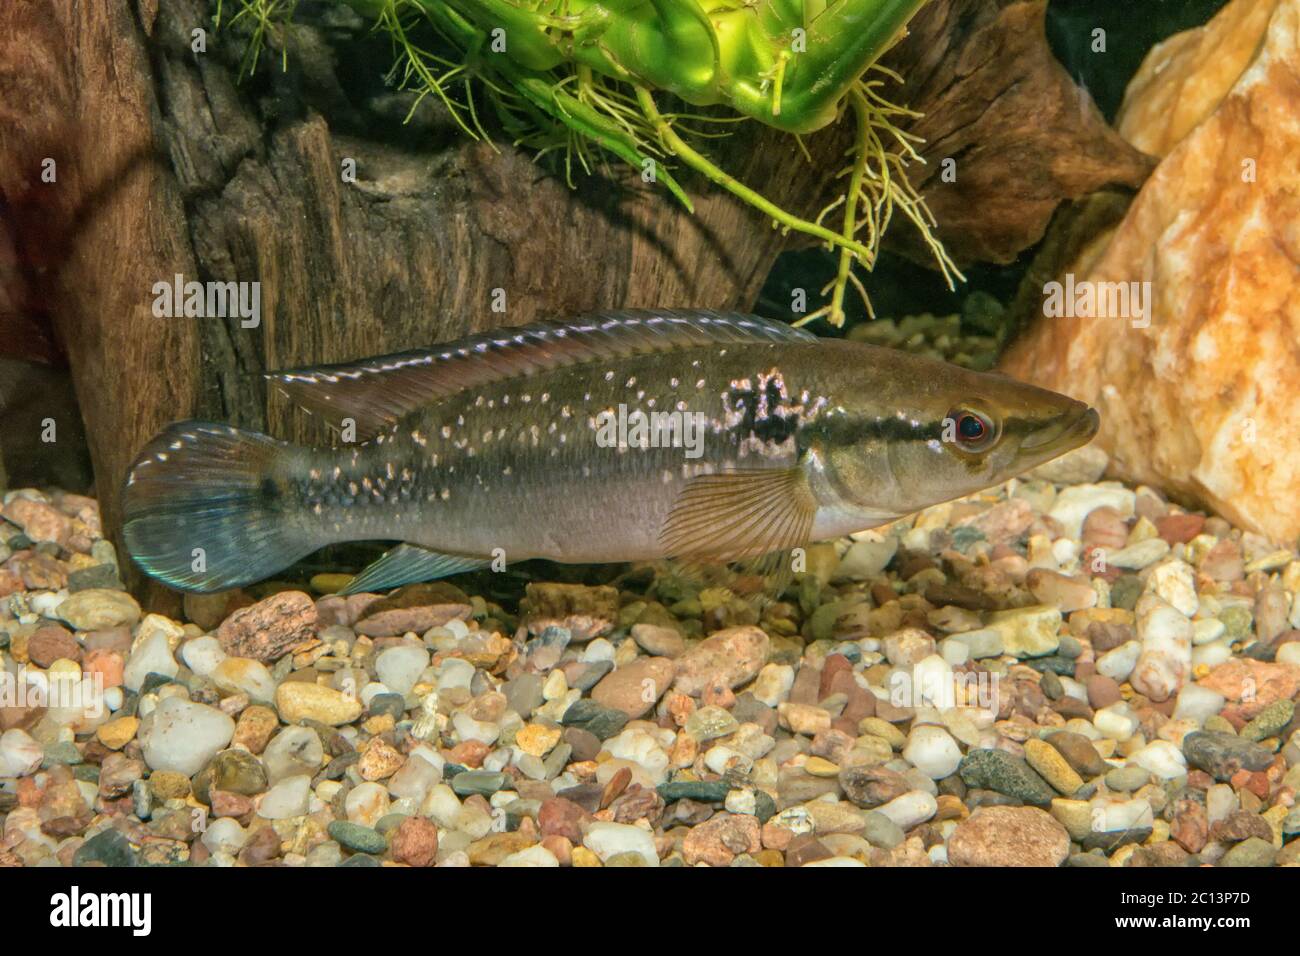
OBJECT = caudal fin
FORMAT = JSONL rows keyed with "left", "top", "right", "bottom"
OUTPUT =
{"left": 122, "top": 422, "right": 317, "bottom": 593}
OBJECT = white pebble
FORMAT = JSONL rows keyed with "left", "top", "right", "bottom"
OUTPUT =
{"left": 0, "top": 728, "right": 43, "bottom": 776}
{"left": 123, "top": 630, "right": 178, "bottom": 692}
{"left": 1191, "top": 618, "right": 1226, "bottom": 646}
{"left": 179, "top": 636, "right": 225, "bottom": 677}
{"left": 752, "top": 663, "right": 794, "bottom": 707}
{"left": 1150, "top": 559, "right": 1198, "bottom": 616}
{"left": 1048, "top": 484, "right": 1135, "bottom": 538}
{"left": 1173, "top": 684, "right": 1225, "bottom": 725}
{"left": 421, "top": 784, "right": 462, "bottom": 827}
{"left": 1206, "top": 783, "right": 1237, "bottom": 824}
{"left": 138, "top": 697, "right": 233, "bottom": 776}
{"left": 436, "top": 658, "right": 475, "bottom": 691}
{"left": 1130, "top": 600, "right": 1192, "bottom": 702}
{"left": 1094, "top": 702, "right": 1139, "bottom": 741}
{"left": 210, "top": 657, "right": 277, "bottom": 703}
{"left": 452, "top": 711, "right": 500, "bottom": 746}
{"left": 201, "top": 818, "right": 247, "bottom": 855}
{"left": 259, "top": 774, "right": 312, "bottom": 818}
{"left": 580, "top": 638, "right": 615, "bottom": 663}
{"left": 344, "top": 781, "right": 390, "bottom": 826}
{"left": 876, "top": 789, "right": 938, "bottom": 829}
{"left": 375, "top": 644, "right": 430, "bottom": 697}
{"left": 1130, "top": 740, "right": 1187, "bottom": 779}
{"left": 1096, "top": 640, "right": 1141, "bottom": 681}
{"left": 263, "top": 726, "right": 324, "bottom": 782}
{"left": 499, "top": 845, "right": 560, "bottom": 867}
{"left": 603, "top": 728, "right": 670, "bottom": 783}
{"left": 902, "top": 724, "right": 961, "bottom": 779}
{"left": 583, "top": 821, "right": 658, "bottom": 866}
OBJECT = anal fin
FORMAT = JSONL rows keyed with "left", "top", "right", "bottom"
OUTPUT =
{"left": 340, "top": 544, "right": 490, "bottom": 595}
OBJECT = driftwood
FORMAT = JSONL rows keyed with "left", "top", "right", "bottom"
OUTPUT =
{"left": 0, "top": 0, "right": 1150, "bottom": 609}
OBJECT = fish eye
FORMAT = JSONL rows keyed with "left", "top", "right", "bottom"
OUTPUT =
{"left": 947, "top": 407, "right": 998, "bottom": 452}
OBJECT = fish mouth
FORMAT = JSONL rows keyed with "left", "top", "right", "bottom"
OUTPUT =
{"left": 1020, "top": 403, "right": 1101, "bottom": 455}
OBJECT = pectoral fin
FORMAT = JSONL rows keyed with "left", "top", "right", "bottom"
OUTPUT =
{"left": 659, "top": 467, "right": 817, "bottom": 564}
{"left": 340, "top": 544, "right": 489, "bottom": 595}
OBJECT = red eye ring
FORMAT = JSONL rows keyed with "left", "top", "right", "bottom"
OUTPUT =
{"left": 947, "top": 407, "right": 998, "bottom": 451}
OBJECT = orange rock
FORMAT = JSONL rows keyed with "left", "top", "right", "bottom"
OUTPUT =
{"left": 1001, "top": 0, "right": 1300, "bottom": 539}
{"left": 1197, "top": 658, "right": 1300, "bottom": 715}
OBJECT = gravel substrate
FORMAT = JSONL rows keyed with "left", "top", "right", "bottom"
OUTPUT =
{"left": 2, "top": 447, "right": 1298, "bottom": 867}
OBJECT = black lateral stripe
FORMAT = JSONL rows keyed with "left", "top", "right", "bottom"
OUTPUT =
{"left": 807, "top": 415, "right": 944, "bottom": 445}
{"left": 806, "top": 414, "right": 1038, "bottom": 446}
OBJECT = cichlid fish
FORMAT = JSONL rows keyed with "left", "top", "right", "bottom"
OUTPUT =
{"left": 123, "top": 310, "right": 1098, "bottom": 593}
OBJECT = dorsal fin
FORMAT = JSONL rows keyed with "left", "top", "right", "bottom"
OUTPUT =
{"left": 266, "top": 310, "right": 815, "bottom": 436}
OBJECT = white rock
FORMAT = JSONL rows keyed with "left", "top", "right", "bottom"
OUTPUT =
{"left": 1277, "top": 642, "right": 1300, "bottom": 666}
{"left": 201, "top": 817, "right": 248, "bottom": 855}
{"left": 946, "top": 628, "right": 1003, "bottom": 659}
{"left": 985, "top": 605, "right": 1061, "bottom": 658}
{"left": 452, "top": 711, "right": 499, "bottom": 746}
{"left": 580, "top": 638, "right": 615, "bottom": 663}
{"left": 1130, "top": 740, "right": 1187, "bottom": 779}
{"left": 752, "top": 663, "right": 794, "bottom": 707}
{"left": 375, "top": 644, "right": 430, "bottom": 697}
{"left": 388, "top": 752, "right": 441, "bottom": 801}
{"left": 1106, "top": 539, "right": 1170, "bottom": 570}
{"left": 344, "top": 781, "right": 390, "bottom": 826}
{"left": 1150, "top": 560, "right": 1198, "bottom": 616}
{"left": 259, "top": 774, "right": 312, "bottom": 819}
{"left": 1093, "top": 797, "right": 1154, "bottom": 832}
{"left": 902, "top": 725, "right": 961, "bottom": 779}
{"left": 210, "top": 657, "right": 277, "bottom": 703}
{"left": 420, "top": 784, "right": 462, "bottom": 828}
{"left": 139, "top": 697, "right": 234, "bottom": 776}
{"left": 583, "top": 821, "right": 658, "bottom": 866}
{"left": 883, "top": 629, "right": 936, "bottom": 667}
{"left": 1131, "top": 600, "right": 1193, "bottom": 702}
{"left": 704, "top": 745, "right": 752, "bottom": 776}
{"left": 436, "top": 658, "right": 475, "bottom": 692}
{"left": 1094, "top": 702, "right": 1139, "bottom": 741}
{"left": 835, "top": 534, "right": 898, "bottom": 581}
{"left": 1048, "top": 484, "right": 1136, "bottom": 538}
{"left": 0, "top": 728, "right": 43, "bottom": 776}
{"left": 263, "top": 726, "right": 324, "bottom": 782}
{"left": 180, "top": 636, "right": 226, "bottom": 677}
{"left": 1096, "top": 640, "right": 1141, "bottom": 681}
{"left": 1173, "top": 684, "right": 1226, "bottom": 725}
{"left": 876, "top": 789, "right": 938, "bottom": 829}
{"left": 724, "top": 788, "right": 758, "bottom": 816}
{"left": 1192, "top": 618, "right": 1226, "bottom": 646}
{"left": 1192, "top": 639, "right": 1235, "bottom": 669}
{"left": 1206, "top": 783, "right": 1237, "bottom": 825}
{"left": 499, "top": 845, "right": 560, "bottom": 867}
{"left": 911, "top": 655, "right": 955, "bottom": 707}
{"left": 602, "top": 728, "right": 671, "bottom": 784}
{"left": 123, "top": 630, "right": 178, "bottom": 692}
{"left": 939, "top": 638, "right": 970, "bottom": 666}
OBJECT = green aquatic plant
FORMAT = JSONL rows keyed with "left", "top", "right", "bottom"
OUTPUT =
{"left": 216, "top": 0, "right": 961, "bottom": 325}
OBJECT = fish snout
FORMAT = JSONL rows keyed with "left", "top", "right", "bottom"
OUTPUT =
{"left": 1019, "top": 401, "right": 1100, "bottom": 455}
